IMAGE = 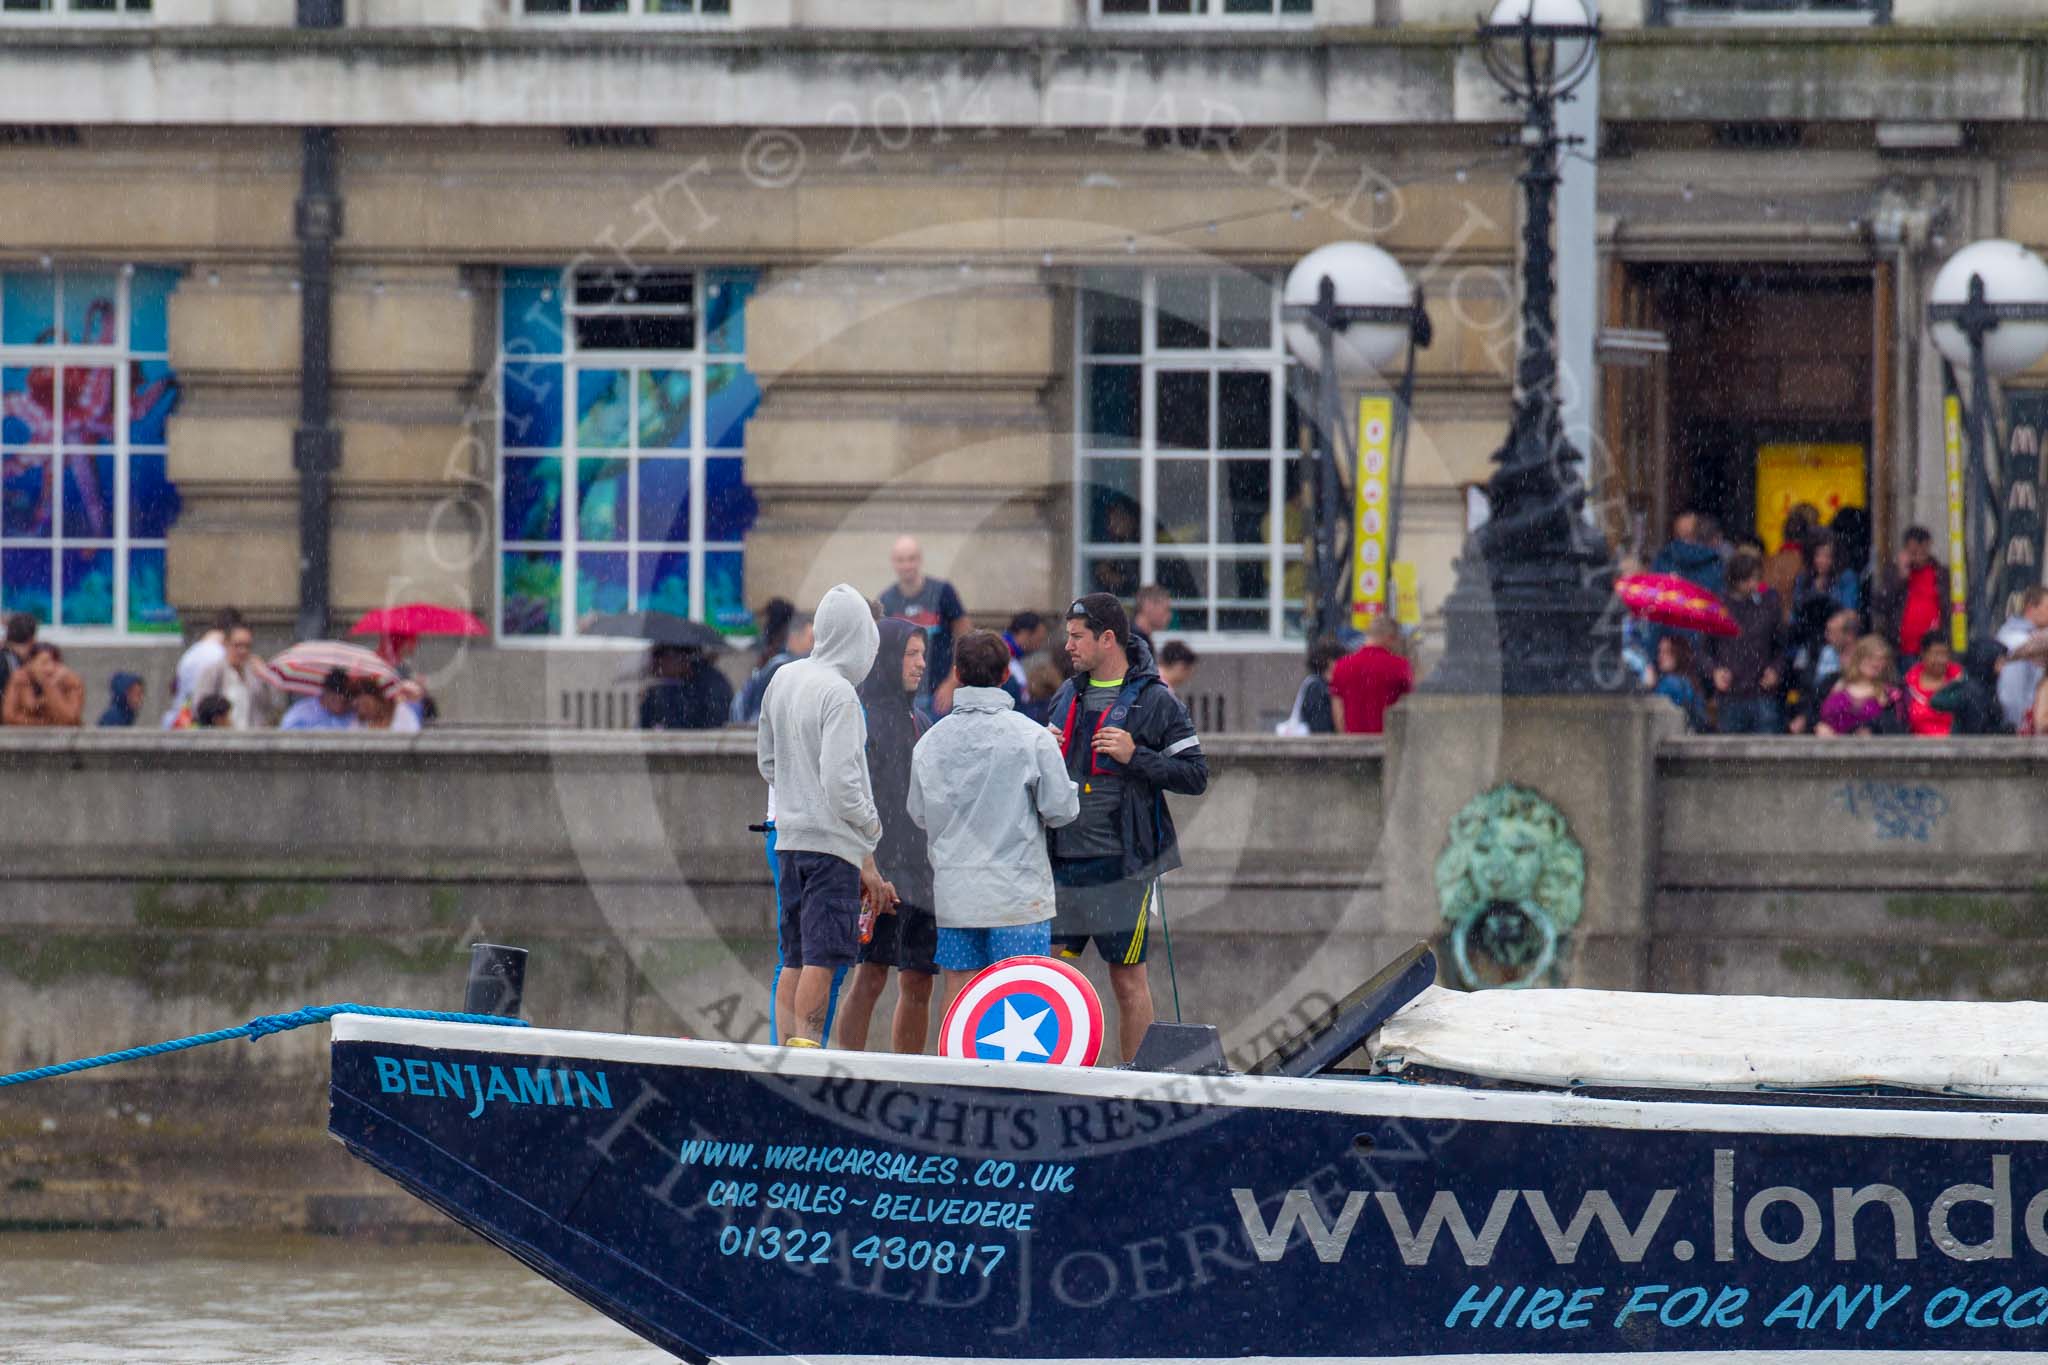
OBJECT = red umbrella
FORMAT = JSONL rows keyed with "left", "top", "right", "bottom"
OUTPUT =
{"left": 266, "top": 641, "right": 402, "bottom": 698}
{"left": 1615, "top": 573, "right": 1740, "bottom": 638}
{"left": 348, "top": 603, "right": 487, "bottom": 638}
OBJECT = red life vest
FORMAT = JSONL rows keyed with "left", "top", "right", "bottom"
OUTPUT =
{"left": 1057, "top": 677, "right": 1146, "bottom": 779}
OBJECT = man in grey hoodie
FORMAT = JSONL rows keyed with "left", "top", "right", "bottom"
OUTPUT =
{"left": 758, "top": 583, "right": 890, "bottom": 1046}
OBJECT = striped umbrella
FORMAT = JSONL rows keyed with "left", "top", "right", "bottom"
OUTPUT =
{"left": 264, "top": 641, "right": 401, "bottom": 698}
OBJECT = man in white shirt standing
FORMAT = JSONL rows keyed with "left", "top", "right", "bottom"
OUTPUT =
{"left": 190, "top": 621, "right": 285, "bottom": 729}
{"left": 164, "top": 607, "right": 240, "bottom": 728}
{"left": 1995, "top": 586, "right": 2048, "bottom": 730}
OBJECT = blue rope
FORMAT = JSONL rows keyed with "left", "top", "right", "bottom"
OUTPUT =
{"left": 0, "top": 1004, "right": 529, "bottom": 1090}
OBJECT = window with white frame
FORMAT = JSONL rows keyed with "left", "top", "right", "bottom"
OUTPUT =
{"left": 1, "top": 265, "right": 182, "bottom": 634}
{"left": 1095, "top": 0, "right": 1311, "bottom": 18}
{"left": 1076, "top": 269, "right": 1308, "bottom": 643}
{"left": 498, "top": 266, "right": 762, "bottom": 641}
{"left": 0, "top": 0, "right": 151, "bottom": 15}
{"left": 1648, "top": 0, "right": 1884, "bottom": 24}
{"left": 518, "top": 0, "right": 730, "bottom": 17}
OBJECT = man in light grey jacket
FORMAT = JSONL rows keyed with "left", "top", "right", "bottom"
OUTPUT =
{"left": 758, "top": 583, "right": 890, "bottom": 1046}
{"left": 909, "top": 630, "right": 1080, "bottom": 1009}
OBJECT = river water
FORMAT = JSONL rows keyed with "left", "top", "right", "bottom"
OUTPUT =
{"left": 0, "top": 1232, "right": 673, "bottom": 1364}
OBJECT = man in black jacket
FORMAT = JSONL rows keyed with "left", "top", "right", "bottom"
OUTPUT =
{"left": 1705, "top": 550, "right": 1788, "bottom": 734}
{"left": 1045, "top": 593, "right": 1208, "bottom": 1061}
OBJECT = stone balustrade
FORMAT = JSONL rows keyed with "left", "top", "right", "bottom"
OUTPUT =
{"left": 6, "top": 725, "right": 2048, "bottom": 1230}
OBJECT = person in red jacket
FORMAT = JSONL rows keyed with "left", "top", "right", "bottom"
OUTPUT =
{"left": 1870, "top": 525, "right": 1952, "bottom": 666}
{"left": 1329, "top": 616, "right": 1413, "bottom": 735}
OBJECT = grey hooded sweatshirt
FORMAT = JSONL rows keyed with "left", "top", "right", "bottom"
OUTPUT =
{"left": 908, "top": 685, "right": 1079, "bottom": 929}
{"left": 757, "top": 583, "right": 883, "bottom": 869}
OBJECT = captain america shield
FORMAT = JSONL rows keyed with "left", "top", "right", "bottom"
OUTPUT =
{"left": 939, "top": 956, "right": 1103, "bottom": 1067}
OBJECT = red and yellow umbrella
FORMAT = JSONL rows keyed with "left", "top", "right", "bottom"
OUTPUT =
{"left": 1615, "top": 572, "right": 1740, "bottom": 638}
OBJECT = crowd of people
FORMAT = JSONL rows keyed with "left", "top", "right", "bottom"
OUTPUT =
{"left": 1634, "top": 504, "right": 2048, "bottom": 737}
{"left": 683, "top": 537, "right": 1208, "bottom": 739}
{"left": 0, "top": 608, "right": 428, "bottom": 732}
{"left": 755, "top": 574, "right": 1208, "bottom": 1062}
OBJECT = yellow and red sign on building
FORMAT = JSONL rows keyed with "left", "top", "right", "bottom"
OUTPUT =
{"left": 1943, "top": 393, "right": 1969, "bottom": 651}
{"left": 1351, "top": 395, "right": 1394, "bottom": 627}
{"left": 1753, "top": 442, "right": 1866, "bottom": 556}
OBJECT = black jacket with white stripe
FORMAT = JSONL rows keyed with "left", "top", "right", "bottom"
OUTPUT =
{"left": 1046, "top": 635, "right": 1209, "bottom": 883}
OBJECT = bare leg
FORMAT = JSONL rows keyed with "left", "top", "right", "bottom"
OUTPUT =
{"left": 791, "top": 965, "right": 838, "bottom": 1044}
{"left": 892, "top": 971, "right": 935, "bottom": 1054}
{"left": 1107, "top": 962, "right": 1155, "bottom": 1063}
{"left": 940, "top": 970, "right": 977, "bottom": 1029}
{"left": 774, "top": 965, "right": 798, "bottom": 1043}
{"left": 838, "top": 962, "right": 890, "bottom": 1051}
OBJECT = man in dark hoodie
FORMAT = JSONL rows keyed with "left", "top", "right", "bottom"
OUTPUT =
{"left": 98, "top": 672, "right": 144, "bottom": 727}
{"left": 1705, "top": 550, "right": 1787, "bottom": 734}
{"left": 1046, "top": 592, "right": 1208, "bottom": 1062}
{"left": 1652, "top": 511, "right": 1726, "bottom": 598}
{"left": 840, "top": 619, "right": 940, "bottom": 1053}
{"left": 640, "top": 644, "right": 733, "bottom": 730}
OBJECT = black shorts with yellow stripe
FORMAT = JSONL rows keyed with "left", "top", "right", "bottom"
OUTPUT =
{"left": 1050, "top": 858, "right": 1155, "bottom": 966}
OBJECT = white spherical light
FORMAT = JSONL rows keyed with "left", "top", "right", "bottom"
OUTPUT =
{"left": 1484, "top": 0, "right": 1594, "bottom": 95}
{"left": 1930, "top": 239, "right": 2048, "bottom": 378}
{"left": 1283, "top": 242, "right": 1412, "bottom": 383}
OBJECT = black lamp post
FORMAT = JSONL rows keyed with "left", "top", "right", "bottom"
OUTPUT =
{"left": 1927, "top": 240, "right": 2048, "bottom": 644}
{"left": 1428, "top": 0, "right": 1622, "bottom": 695}
{"left": 1281, "top": 245, "right": 1431, "bottom": 652}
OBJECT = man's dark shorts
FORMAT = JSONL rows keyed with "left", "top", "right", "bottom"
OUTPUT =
{"left": 776, "top": 850, "right": 863, "bottom": 969}
{"left": 1051, "top": 855, "right": 1153, "bottom": 966}
{"left": 861, "top": 903, "right": 938, "bottom": 976}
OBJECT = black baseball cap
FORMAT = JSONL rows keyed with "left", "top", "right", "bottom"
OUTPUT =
{"left": 1066, "top": 592, "right": 1129, "bottom": 646}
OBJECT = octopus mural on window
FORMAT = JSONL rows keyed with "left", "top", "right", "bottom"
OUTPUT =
{"left": 3, "top": 301, "right": 174, "bottom": 535}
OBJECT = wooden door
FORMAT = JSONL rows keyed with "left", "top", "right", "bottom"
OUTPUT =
{"left": 1599, "top": 259, "right": 1671, "bottom": 553}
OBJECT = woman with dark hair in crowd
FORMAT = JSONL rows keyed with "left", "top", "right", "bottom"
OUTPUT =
{"left": 1645, "top": 634, "right": 1707, "bottom": 733}
{"left": 1902, "top": 630, "right": 1963, "bottom": 737}
{"left": 1784, "top": 534, "right": 1857, "bottom": 726}
{"left": 1792, "top": 531, "right": 1860, "bottom": 618}
{"left": 1, "top": 642, "right": 83, "bottom": 727}
{"left": 754, "top": 597, "right": 795, "bottom": 665}
{"left": 1764, "top": 503, "right": 1821, "bottom": 608}
{"left": 730, "top": 598, "right": 808, "bottom": 726}
{"left": 1829, "top": 507, "right": 1875, "bottom": 604}
{"left": 1298, "top": 635, "right": 1345, "bottom": 735}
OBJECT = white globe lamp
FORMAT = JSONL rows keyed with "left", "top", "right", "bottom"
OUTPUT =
{"left": 1480, "top": 0, "right": 1597, "bottom": 103}
{"left": 1282, "top": 241, "right": 1414, "bottom": 384}
{"left": 1929, "top": 239, "right": 2048, "bottom": 378}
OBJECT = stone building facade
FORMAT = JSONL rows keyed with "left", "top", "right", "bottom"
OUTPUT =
{"left": 0, "top": 0, "right": 2043, "bottom": 724}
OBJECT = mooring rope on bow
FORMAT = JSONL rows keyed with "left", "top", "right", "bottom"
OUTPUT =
{"left": 0, "top": 1004, "right": 528, "bottom": 1090}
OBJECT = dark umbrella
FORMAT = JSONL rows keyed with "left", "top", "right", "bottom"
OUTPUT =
{"left": 582, "top": 612, "right": 727, "bottom": 652}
